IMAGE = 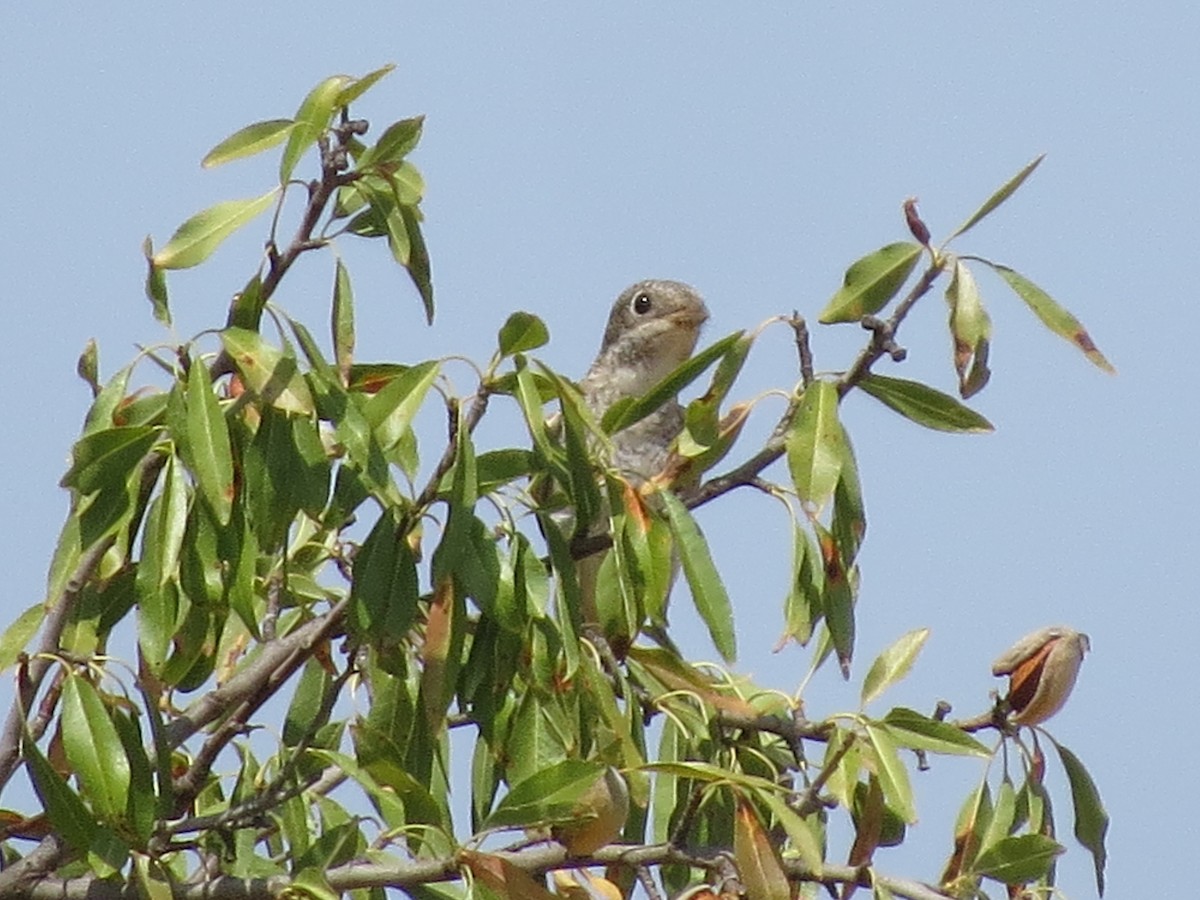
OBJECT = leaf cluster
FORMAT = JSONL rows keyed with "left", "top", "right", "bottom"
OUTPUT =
{"left": 0, "top": 70, "right": 1110, "bottom": 900}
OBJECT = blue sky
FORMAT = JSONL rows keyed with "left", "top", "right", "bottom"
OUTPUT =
{"left": 3, "top": 4, "right": 1195, "bottom": 896}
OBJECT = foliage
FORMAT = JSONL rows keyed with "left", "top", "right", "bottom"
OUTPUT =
{"left": 0, "top": 68, "right": 1110, "bottom": 900}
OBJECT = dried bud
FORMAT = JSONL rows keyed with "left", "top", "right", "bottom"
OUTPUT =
{"left": 904, "top": 197, "right": 931, "bottom": 246}
{"left": 992, "top": 626, "right": 1090, "bottom": 726}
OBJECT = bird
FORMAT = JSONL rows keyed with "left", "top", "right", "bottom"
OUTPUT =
{"left": 573, "top": 279, "right": 709, "bottom": 636}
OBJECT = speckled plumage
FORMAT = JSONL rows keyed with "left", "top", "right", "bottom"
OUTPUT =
{"left": 579, "top": 279, "right": 709, "bottom": 483}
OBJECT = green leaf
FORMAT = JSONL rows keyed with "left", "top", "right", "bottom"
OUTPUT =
{"left": 280, "top": 75, "right": 353, "bottom": 183}
{"left": 202, "top": 118, "right": 294, "bottom": 169}
{"left": 358, "top": 116, "right": 425, "bottom": 170}
{"left": 185, "top": 358, "right": 235, "bottom": 525}
{"left": 61, "top": 673, "right": 131, "bottom": 821}
{"left": 785, "top": 380, "right": 845, "bottom": 512}
{"left": 601, "top": 330, "right": 744, "bottom": 435}
{"left": 0, "top": 604, "right": 44, "bottom": 672}
{"left": 220, "top": 327, "right": 315, "bottom": 415}
{"left": 348, "top": 511, "right": 419, "bottom": 642}
{"left": 497, "top": 311, "right": 550, "bottom": 356}
{"left": 858, "top": 374, "right": 994, "bottom": 434}
{"left": 982, "top": 261, "right": 1115, "bottom": 373}
{"left": 226, "top": 273, "right": 265, "bottom": 332}
{"left": 153, "top": 190, "right": 278, "bottom": 270}
{"left": 863, "top": 722, "right": 915, "bottom": 823}
{"left": 945, "top": 259, "right": 992, "bottom": 398}
{"left": 819, "top": 242, "right": 922, "bottom": 324}
{"left": 400, "top": 203, "right": 434, "bottom": 323}
{"left": 142, "top": 237, "right": 170, "bottom": 325}
{"left": 973, "top": 834, "right": 1064, "bottom": 884}
{"left": 484, "top": 760, "right": 605, "bottom": 830}
{"left": 660, "top": 491, "right": 736, "bottom": 663}
{"left": 362, "top": 360, "right": 440, "bottom": 451}
{"left": 757, "top": 789, "right": 824, "bottom": 874}
{"left": 980, "top": 777, "right": 1016, "bottom": 855}
{"left": 332, "top": 259, "right": 355, "bottom": 383}
{"left": 782, "top": 523, "right": 823, "bottom": 646}
{"left": 61, "top": 426, "right": 160, "bottom": 495}
{"left": 1050, "top": 738, "right": 1109, "bottom": 895}
{"left": 23, "top": 728, "right": 97, "bottom": 852}
{"left": 334, "top": 64, "right": 397, "bottom": 109}
{"left": 860, "top": 628, "right": 928, "bottom": 707}
{"left": 154, "top": 455, "right": 189, "bottom": 587}
{"left": 880, "top": 708, "right": 989, "bottom": 757}
{"left": 949, "top": 154, "right": 1045, "bottom": 240}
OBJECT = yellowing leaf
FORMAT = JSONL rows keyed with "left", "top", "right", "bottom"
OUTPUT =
{"left": 733, "top": 796, "right": 791, "bottom": 900}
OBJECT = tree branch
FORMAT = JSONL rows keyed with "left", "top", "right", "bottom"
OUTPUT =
{"left": 15, "top": 842, "right": 954, "bottom": 900}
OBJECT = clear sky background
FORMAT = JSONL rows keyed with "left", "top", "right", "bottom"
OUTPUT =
{"left": 3, "top": 4, "right": 1195, "bottom": 897}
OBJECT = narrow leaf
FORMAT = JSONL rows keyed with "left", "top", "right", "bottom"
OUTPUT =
{"left": 280, "top": 75, "right": 353, "bottom": 183}
{"left": 153, "top": 190, "right": 278, "bottom": 270}
{"left": 601, "top": 330, "right": 744, "bottom": 435}
{"left": 985, "top": 261, "right": 1115, "bottom": 373}
{"left": 881, "top": 708, "right": 990, "bottom": 757}
{"left": 858, "top": 374, "right": 994, "bottom": 434}
{"left": 334, "top": 64, "right": 396, "bottom": 109}
{"left": 864, "top": 723, "right": 915, "bottom": 822}
{"left": 185, "top": 358, "right": 235, "bottom": 525}
{"left": 819, "top": 242, "right": 922, "bottom": 324}
{"left": 785, "top": 380, "right": 845, "bottom": 512}
{"left": 332, "top": 259, "right": 356, "bottom": 384}
{"left": 61, "top": 674, "right": 131, "bottom": 821}
{"left": 1051, "top": 738, "right": 1109, "bottom": 895}
{"left": 861, "top": 628, "right": 929, "bottom": 707}
{"left": 660, "top": 491, "right": 736, "bottom": 663}
{"left": 202, "top": 119, "right": 294, "bottom": 169}
{"left": 142, "top": 237, "right": 170, "bottom": 325}
{"left": 950, "top": 154, "right": 1045, "bottom": 240}
{"left": 23, "top": 729, "right": 97, "bottom": 852}
{"left": 734, "top": 796, "right": 791, "bottom": 900}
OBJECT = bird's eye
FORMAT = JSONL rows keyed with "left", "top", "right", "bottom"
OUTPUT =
{"left": 632, "top": 292, "right": 652, "bottom": 315}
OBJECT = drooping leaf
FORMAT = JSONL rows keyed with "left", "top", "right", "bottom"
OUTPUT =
{"left": 864, "top": 722, "right": 915, "bottom": 822}
{"left": 815, "top": 523, "right": 856, "bottom": 677}
{"left": 945, "top": 259, "right": 992, "bottom": 398}
{"left": 280, "top": 75, "right": 353, "bottom": 183}
{"left": 142, "top": 237, "right": 170, "bottom": 325}
{"left": 332, "top": 259, "right": 356, "bottom": 384}
{"left": 660, "top": 491, "right": 736, "bottom": 663}
{"left": 782, "top": 522, "right": 823, "bottom": 646}
{"left": 983, "top": 261, "right": 1115, "bottom": 373}
{"left": 61, "top": 673, "right": 131, "bottom": 822}
{"left": 22, "top": 728, "right": 97, "bottom": 853}
{"left": 819, "top": 242, "right": 923, "bottom": 324}
{"left": 858, "top": 374, "right": 994, "bottom": 434}
{"left": 785, "top": 380, "right": 846, "bottom": 513}
{"left": 733, "top": 795, "right": 791, "bottom": 900}
{"left": 201, "top": 119, "right": 295, "bottom": 169}
{"left": 185, "top": 357, "right": 235, "bottom": 525}
{"left": 949, "top": 154, "right": 1045, "bottom": 240}
{"left": 1050, "top": 738, "right": 1109, "bottom": 895}
{"left": 860, "top": 628, "right": 929, "bottom": 707}
{"left": 152, "top": 190, "right": 278, "bottom": 270}
{"left": 362, "top": 360, "right": 439, "bottom": 451}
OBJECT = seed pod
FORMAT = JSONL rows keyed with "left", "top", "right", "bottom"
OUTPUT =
{"left": 992, "top": 626, "right": 1090, "bottom": 726}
